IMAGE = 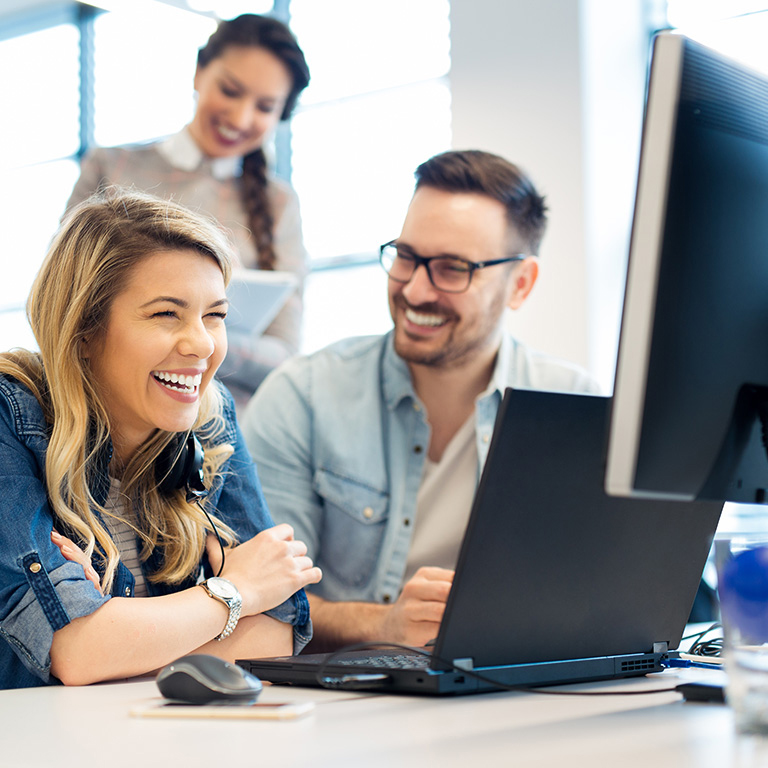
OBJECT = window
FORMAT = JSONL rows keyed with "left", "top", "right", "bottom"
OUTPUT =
{"left": 0, "top": 15, "right": 81, "bottom": 350}
{"left": 664, "top": 1, "right": 768, "bottom": 73}
{"left": 92, "top": 8, "right": 214, "bottom": 147}
{"left": 288, "top": 0, "right": 450, "bottom": 264}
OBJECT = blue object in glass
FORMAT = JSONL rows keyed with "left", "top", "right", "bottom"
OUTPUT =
{"left": 719, "top": 546, "right": 768, "bottom": 644}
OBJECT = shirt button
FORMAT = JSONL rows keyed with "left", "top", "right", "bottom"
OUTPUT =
{"left": 414, "top": 445, "right": 423, "bottom": 454}
{"left": 382, "top": 594, "right": 392, "bottom": 603}
{"left": 363, "top": 507, "right": 374, "bottom": 520}
{"left": 482, "top": 434, "right": 491, "bottom": 443}
{"left": 404, "top": 518, "right": 411, "bottom": 527}
{"left": 29, "top": 562, "right": 41, "bottom": 574}
{"left": 413, "top": 403, "right": 421, "bottom": 412}
{"left": 124, "top": 587, "right": 132, "bottom": 596}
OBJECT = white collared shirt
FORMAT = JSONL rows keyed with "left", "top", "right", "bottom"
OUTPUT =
{"left": 156, "top": 126, "right": 241, "bottom": 180}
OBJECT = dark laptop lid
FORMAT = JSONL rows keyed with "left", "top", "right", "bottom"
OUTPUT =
{"left": 432, "top": 389, "right": 723, "bottom": 671}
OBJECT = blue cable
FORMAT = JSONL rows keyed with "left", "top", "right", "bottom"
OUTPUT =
{"left": 661, "top": 657, "right": 722, "bottom": 671}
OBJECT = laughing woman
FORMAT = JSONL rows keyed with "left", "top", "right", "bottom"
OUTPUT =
{"left": 0, "top": 189, "right": 321, "bottom": 689}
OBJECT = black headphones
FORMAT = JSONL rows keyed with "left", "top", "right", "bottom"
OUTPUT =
{"left": 156, "top": 431, "right": 226, "bottom": 576}
{"left": 157, "top": 433, "right": 208, "bottom": 503}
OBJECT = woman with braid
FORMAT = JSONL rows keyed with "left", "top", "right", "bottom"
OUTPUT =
{"left": 66, "top": 14, "right": 310, "bottom": 397}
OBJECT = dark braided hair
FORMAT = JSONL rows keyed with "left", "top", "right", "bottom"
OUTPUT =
{"left": 197, "top": 14, "right": 310, "bottom": 270}
{"left": 414, "top": 150, "right": 548, "bottom": 255}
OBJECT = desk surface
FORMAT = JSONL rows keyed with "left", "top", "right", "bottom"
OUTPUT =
{"left": 3, "top": 669, "right": 766, "bottom": 768}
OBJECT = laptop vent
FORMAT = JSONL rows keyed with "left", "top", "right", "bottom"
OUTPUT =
{"left": 619, "top": 659, "right": 658, "bottom": 672}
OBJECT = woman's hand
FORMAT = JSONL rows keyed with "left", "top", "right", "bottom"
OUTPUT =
{"left": 206, "top": 523, "right": 321, "bottom": 616}
{"left": 51, "top": 530, "right": 103, "bottom": 595}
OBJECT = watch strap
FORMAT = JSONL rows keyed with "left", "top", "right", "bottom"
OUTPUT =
{"left": 200, "top": 578, "right": 242, "bottom": 641}
{"left": 217, "top": 599, "right": 241, "bottom": 641}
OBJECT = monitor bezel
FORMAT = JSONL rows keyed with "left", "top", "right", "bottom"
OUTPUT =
{"left": 605, "top": 32, "right": 687, "bottom": 501}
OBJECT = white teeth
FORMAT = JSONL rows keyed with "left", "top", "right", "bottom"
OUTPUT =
{"left": 217, "top": 125, "right": 240, "bottom": 141}
{"left": 152, "top": 371, "right": 203, "bottom": 391}
{"left": 405, "top": 308, "right": 448, "bottom": 327}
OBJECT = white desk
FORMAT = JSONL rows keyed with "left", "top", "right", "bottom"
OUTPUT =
{"left": 2, "top": 669, "right": 766, "bottom": 768}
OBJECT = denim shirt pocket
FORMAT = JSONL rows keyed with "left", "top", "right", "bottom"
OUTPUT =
{"left": 313, "top": 468, "right": 389, "bottom": 589}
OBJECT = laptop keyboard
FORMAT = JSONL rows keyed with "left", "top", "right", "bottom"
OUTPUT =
{"left": 335, "top": 653, "right": 431, "bottom": 670}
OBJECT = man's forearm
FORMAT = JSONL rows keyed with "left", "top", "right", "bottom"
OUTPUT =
{"left": 305, "top": 593, "right": 388, "bottom": 653}
{"left": 305, "top": 567, "right": 453, "bottom": 652}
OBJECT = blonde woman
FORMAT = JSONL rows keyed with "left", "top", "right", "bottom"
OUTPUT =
{"left": 0, "top": 189, "right": 321, "bottom": 689}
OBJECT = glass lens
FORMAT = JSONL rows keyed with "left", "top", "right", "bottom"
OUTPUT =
{"left": 383, "top": 248, "right": 416, "bottom": 281}
{"left": 430, "top": 257, "right": 472, "bottom": 291}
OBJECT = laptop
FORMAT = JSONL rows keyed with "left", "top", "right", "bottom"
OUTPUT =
{"left": 238, "top": 389, "right": 723, "bottom": 695}
{"left": 225, "top": 269, "right": 297, "bottom": 338}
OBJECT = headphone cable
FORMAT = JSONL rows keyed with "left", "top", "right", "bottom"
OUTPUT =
{"left": 195, "top": 499, "right": 226, "bottom": 577}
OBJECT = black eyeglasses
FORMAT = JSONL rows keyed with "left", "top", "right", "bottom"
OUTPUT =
{"left": 379, "top": 241, "right": 527, "bottom": 294}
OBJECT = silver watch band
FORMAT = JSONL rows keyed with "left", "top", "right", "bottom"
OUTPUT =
{"left": 217, "top": 601, "right": 241, "bottom": 641}
{"left": 200, "top": 578, "right": 242, "bottom": 641}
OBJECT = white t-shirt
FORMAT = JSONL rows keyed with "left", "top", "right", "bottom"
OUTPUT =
{"left": 404, "top": 414, "right": 478, "bottom": 584}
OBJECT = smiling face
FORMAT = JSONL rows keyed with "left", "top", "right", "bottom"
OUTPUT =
{"left": 84, "top": 249, "right": 228, "bottom": 465}
{"left": 188, "top": 45, "right": 293, "bottom": 159}
{"left": 388, "top": 187, "right": 538, "bottom": 372}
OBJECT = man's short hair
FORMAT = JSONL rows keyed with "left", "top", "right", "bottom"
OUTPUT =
{"left": 414, "top": 150, "right": 548, "bottom": 254}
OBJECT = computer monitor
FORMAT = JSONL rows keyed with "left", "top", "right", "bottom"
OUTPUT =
{"left": 605, "top": 32, "right": 768, "bottom": 505}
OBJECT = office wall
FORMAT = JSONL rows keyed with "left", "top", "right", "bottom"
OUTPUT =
{"left": 450, "top": 0, "right": 648, "bottom": 390}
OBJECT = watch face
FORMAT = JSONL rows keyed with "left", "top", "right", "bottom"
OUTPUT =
{"left": 208, "top": 577, "right": 239, "bottom": 600}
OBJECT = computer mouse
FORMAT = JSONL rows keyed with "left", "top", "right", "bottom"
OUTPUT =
{"left": 156, "top": 654, "right": 263, "bottom": 704}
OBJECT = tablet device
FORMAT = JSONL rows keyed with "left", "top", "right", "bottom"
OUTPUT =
{"left": 225, "top": 270, "right": 297, "bottom": 338}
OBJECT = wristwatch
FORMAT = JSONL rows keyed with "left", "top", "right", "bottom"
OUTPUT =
{"left": 200, "top": 577, "right": 242, "bottom": 641}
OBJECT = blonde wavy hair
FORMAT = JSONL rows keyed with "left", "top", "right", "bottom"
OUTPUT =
{"left": 0, "top": 188, "right": 241, "bottom": 592}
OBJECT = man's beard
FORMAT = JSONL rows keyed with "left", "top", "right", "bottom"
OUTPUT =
{"left": 391, "top": 296, "right": 495, "bottom": 370}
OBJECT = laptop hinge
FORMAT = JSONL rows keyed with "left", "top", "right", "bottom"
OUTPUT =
{"left": 452, "top": 657, "right": 474, "bottom": 671}
{"left": 653, "top": 642, "right": 669, "bottom": 655}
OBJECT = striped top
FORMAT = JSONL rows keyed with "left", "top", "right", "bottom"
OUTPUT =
{"left": 103, "top": 478, "right": 148, "bottom": 597}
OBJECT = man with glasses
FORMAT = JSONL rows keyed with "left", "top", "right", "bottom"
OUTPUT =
{"left": 241, "top": 150, "right": 599, "bottom": 650}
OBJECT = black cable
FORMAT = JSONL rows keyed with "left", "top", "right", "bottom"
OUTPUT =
{"left": 315, "top": 641, "right": 681, "bottom": 697}
{"left": 195, "top": 499, "right": 225, "bottom": 577}
{"left": 690, "top": 637, "right": 723, "bottom": 657}
{"left": 680, "top": 621, "right": 720, "bottom": 642}
{"left": 681, "top": 622, "right": 723, "bottom": 657}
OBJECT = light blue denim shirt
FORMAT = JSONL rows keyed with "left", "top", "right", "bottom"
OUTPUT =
{"left": 241, "top": 331, "right": 600, "bottom": 605}
{"left": 0, "top": 374, "right": 311, "bottom": 689}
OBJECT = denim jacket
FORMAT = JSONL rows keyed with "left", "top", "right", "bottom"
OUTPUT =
{"left": 241, "top": 332, "right": 600, "bottom": 605}
{"left": 0, "top": 374, "right": 310, "bottom": 689}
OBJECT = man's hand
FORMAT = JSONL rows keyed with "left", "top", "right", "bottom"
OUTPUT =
{"left": 379, "top": 566, "right": 454, "bottom": 647}
{"left": 304, "top": 567, "right": 455, "bottom": 652}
